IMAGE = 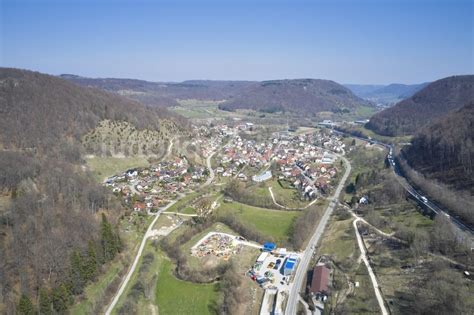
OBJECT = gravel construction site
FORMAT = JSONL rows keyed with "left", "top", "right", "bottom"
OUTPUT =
{"left": 191, "top": 232, "right": 261, "bottom": 260}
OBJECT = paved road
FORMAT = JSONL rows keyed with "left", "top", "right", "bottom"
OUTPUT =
{"left": 285, "top": 155, "right": 351, "bottom": 315}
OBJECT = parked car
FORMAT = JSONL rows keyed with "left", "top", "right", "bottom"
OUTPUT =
{"left": 274, "top": 259, "right": 282, "bottom": 269}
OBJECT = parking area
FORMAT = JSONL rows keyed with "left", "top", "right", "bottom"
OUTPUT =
{"left": 247, "top": 249, "right": 301, "bottom": 292}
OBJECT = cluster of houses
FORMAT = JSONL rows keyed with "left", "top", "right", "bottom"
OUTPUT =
{"left": 207, "top": 126, "right": 345, "bottom": 200}
{"left": 104, "top": 157, "right": 207, "bottom": 213}
{"left": 272, "top": 133, "right": 341, "bottom": 200}
{"left": 190, "top": 125, "right": 224, "bottom": 157}
{"left": 104, "top": 122, "right": 347, "bottom": 213}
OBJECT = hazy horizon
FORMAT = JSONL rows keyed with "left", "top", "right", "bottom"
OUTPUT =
{"left": 1, "top": 0, "right": 473, "bottom": 84}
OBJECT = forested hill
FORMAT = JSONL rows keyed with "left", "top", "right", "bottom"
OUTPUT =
{"left": 218, "top": 79, "right": 372, "bottom": 114}
{"left": 366, "top": 75, "right": 474, "bottom": 136}
{"left": 62, "top": 74, "right": 255, "bottom": 106}
{"left": 345, "top": 82, "right": 428, "bottom": 106}
{"left": 0, "top": 68, "right": 186, "bottom": 313}
{"left": 63, "top": 75, "right": 372, "bottom": 115}
{"left": 1, "top": 68, "right": 187, "bottom": 156}
{"left": 403, "top": 101, "right": 474, "bottom": 191}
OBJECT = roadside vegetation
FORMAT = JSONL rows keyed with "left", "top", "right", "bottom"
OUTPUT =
{"left": 336, "top": 123, "right": 412, "bottom": 145}
{"left": 397, "top": 155, "right": 474, "bottom": 226}
{"left": 313, "top": 140, "right": 474, "bottom": 314}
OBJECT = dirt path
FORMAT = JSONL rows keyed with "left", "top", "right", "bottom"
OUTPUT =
{"left": 353, "top": 218, "right": 389, "bottom": 315}
{"left": 104, "top": 197, "right": 181, "bottom": 315}
{"left": 164, "top": 137, "right": 175, "bottom": 160}
{"left": 267, "top": 186, "right": 318, "bottom": 210}
{"left": 161, "top": 211, "right": 198, "bottom": 217}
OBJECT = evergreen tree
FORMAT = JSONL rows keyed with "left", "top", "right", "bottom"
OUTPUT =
{"left": 38, "top": 288, "right": 52, "bottom": 315}
{"left": 18, "top": 294, "right": 35, "bottom": 315}
{"left": 69, "top": 250, "right": 86, "bottom": 295}
{"left": 345, "top": 182, "right": 356, "bottom": 194}
{"left": 84, "top": 240, "right": 98, "bottom": 281}
{"left": 100, "top": 213, "right": 119, "bottom": 262}
{"left": 51, "top": 284, "right": 71, "bottom": 313}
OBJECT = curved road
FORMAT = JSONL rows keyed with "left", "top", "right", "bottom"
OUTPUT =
{"left": 285, "top": 155, "right": 351, "bottom": 315}
{"left": 105, "top": 150, "right": 216, "bottom": 315}
{"left": 104, "top": 197, "right": 181, "bottom": 315}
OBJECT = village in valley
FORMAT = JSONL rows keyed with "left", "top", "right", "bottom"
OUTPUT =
{"left": 101, "top": 115, "right": 472, "bottom": 315}
{"left": 102, "top": 120, "right": 351, "bottom": 314}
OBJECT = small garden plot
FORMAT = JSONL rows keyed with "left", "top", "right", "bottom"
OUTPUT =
{"left": 150, "top": 215, "right": 183, "bottom": 238}
{"left": 191, "top": 232, "right": 243, "bottom": 260}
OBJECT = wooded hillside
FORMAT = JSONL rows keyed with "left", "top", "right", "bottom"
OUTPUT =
{"left": 403, "top": 102, "right": 474, "bottom": 192}
{"left": 0, "top": 68, "right": 186, "bottom": 313}
{"left": 366, "top": 75, "right": 474, "bottom": 136}
{"left": 62, "top": 75, "right": 255, "bottom": 106}
{"left": 218, "top": 79, "right": 372, "bottom": 114}
{"left": 1, "top": 68, "right": 187, "bottom": 156}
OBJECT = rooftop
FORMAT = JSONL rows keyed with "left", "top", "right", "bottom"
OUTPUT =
{"left": 310, "top": 265, "right": 330, "bottom": 294}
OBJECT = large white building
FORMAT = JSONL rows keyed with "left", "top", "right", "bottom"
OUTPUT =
{"left": 252, "top": 170, "right": 272, "bottom": 182}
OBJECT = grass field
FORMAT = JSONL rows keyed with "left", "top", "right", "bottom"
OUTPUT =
{"left": 353, "top": 106, "right": 378, "bottom": 119}
{"left": 217, "top": 201, "right": 299, "bottom": 242}
{"left": 342, "top": 264, "right": 380, "bottom": 313}
{"left": 318, "top": 217, "right": 358, "bottom": 263}
{"left": 244, "top": 179, "right": 310, "bottom": 209}
{"left": 341, "top": 124, "right": 412, "bottom": 144}
{"left": 267, "top": 180, "right": 309, "bottom": 208}
{"left": 155, "top": 259, "right": 218, "bottom": 315}
{"left": 170, "top": 99, "right": 231, "bottom": 120}
{"left": 86, "top": 156, "right": 149, "bottom": 181}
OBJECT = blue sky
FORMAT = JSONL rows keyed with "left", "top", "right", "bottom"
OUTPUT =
{"left": 1, "top": 0, "right": 472, "bottom": 84}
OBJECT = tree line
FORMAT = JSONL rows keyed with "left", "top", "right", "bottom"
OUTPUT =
{"left": 15, "top": 214, "right": 122, "bottom": 314}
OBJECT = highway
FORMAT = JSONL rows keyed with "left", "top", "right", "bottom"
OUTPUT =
{"left": 332, "top": 129, "right": 474, "bottom": 236}
{"left": 285, "top": 155, "right": 351, "bottom": 315}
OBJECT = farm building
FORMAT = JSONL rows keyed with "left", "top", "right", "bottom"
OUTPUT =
{"left": 310, "top": 265, "right": 330, "bottom": 295}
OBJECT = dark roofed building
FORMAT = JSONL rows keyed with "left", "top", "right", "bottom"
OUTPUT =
{"left": 310, "top": 265, "right": 330, "bottom": 295}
